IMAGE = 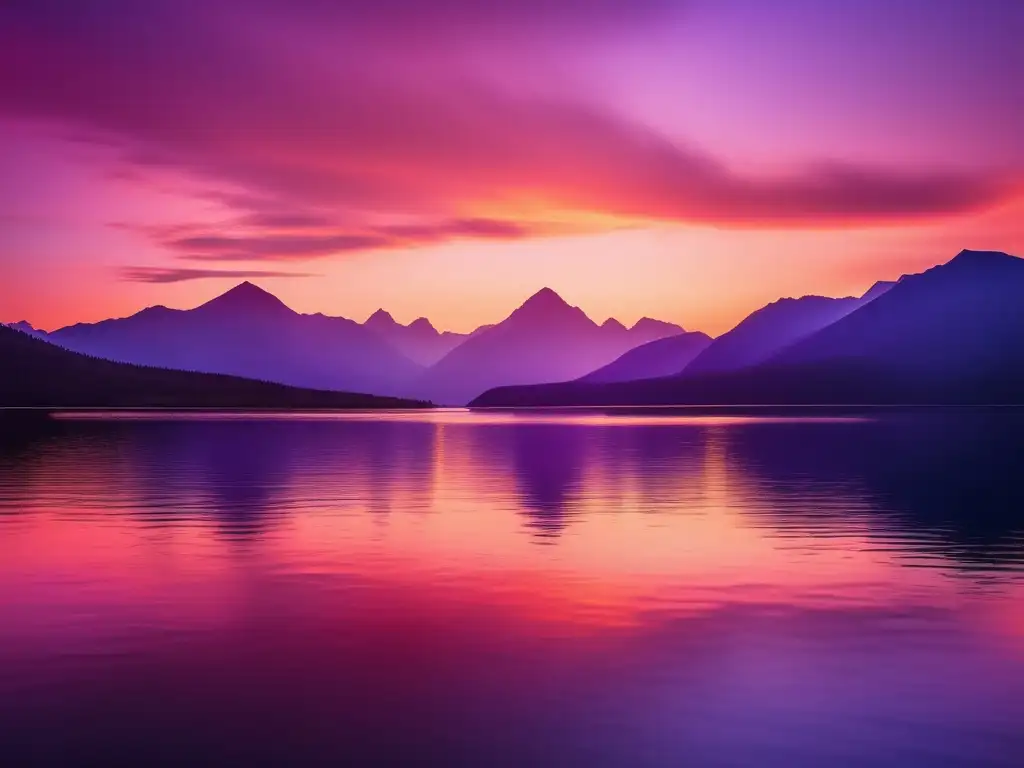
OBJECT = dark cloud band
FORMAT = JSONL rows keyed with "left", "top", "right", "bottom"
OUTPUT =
{"left": 118, "top": 267, "right": 316, "bottom": 283}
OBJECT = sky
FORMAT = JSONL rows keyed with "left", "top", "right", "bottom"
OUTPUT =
{"left": 0, "top": 0, "right": 1021, "bottom": 335}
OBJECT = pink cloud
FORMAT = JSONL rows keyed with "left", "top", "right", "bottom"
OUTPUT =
{"left": 166, "top": 218, "right": 540, "bottom": 261}
{"left": 0, "top": 0, "right": 1018, "bottom": 267}
{"left": 119, "top": 266, "right": 317, "bottom": 283}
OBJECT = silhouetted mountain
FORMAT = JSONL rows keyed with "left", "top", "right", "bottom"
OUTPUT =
{"left": 631, "top": 317, "right": 684, "bottom": 337}
{"left": 681, "top": 279, "right": 891, "bottom": 377}
{"left": 49, "top": 283, "right": 423, "bottom": 398}
{"left": 471, "top": 361, "right": 956, "bottom": 407}
{"left": 859, "top": 280, "right": 897, "bottom": 304}
{"left": 195, "top": 280, "right": 294, "bottom": 316}
{"left": 415, "top": 288, "right": 683, "bottom": 405}
{"left": 0, "top": 325, "right": 428, "bottom": 409}
{"left": 578, "top": 331, "right": 712, "bottom": 384}
{"left": 363, "top": 309, "right": 471, "bottom": 366}
{"left": 4, "top": 321, "right": 47, "bottom": 339}
{"left": 771, "top": 250, "right": 1024, "bottom": 380}
{"left": 471, "top": 250, "right": 1024, "bottom": 407}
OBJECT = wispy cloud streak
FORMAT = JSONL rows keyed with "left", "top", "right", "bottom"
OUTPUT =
{"left": 119, "top": 266, "right": 316, "bottom": 283}
{"left": 0, "top": 0, "right": 1019, "bottom": 266}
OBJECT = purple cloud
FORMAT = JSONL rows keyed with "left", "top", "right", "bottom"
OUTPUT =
{"left": 0, "top": 0, "right": 1017, "bottom": 259}
{"left": 119, "top": 266, "right": 317, "bottom": 283}
{"left": 164, "top": 218, "right": 541, "bottom": 261}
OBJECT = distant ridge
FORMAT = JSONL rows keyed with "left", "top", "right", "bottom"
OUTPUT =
{"left": 416, "top": 287, "right": 684, "bottom": 405}
{"left": 471, "top": 250, "right": 1024, "bottom": 407}
{"left": 0, "top": 324, "right": 429, "bottom": 409}
{"left": 859, "top": 280, "right": 896, "bottom": 304}
{"left": 32, "top": 282, "right": 688, "bottom": 404}
{"left": 48, "top": 283, "right": 424, "bottom": 398}
{"left": 632, "top": 317, "right": 684, "bottom": 335}
{"left": 4, "top": 321, "right": 47, "bottom": 339}
{"left": 363, "top": 308, "right": 472, "bottom": 366}
{"left": 23, "top": 250, "right": 1011, "bottom": 411}
{"left": 771, "top": 249, "right": 1023, "bottom": 374}
{"left": 680, "top": 279, "right": 893, "bottom": 377}
{"left": 579, "top": 331, "right": 712, "bottom": 384}
{"left": 947, "top": 248, "right": 1017, "bottom": 267}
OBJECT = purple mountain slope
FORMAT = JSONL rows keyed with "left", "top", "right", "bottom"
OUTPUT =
{"left": 471, "top": 250, "right": 1024, "bottom": 407}
{"left": 770, "top": 250, "right": 1024, "bottom": 376}
{"left": 416, "top": 288, "right": 683, "bottom": 405}
{"left": 859, "top": 280, "right": 897, "bottom": 304}
{"left": 363, "top": 309, "right": 472, "bottom": 366}
{"left": 3, "top": 320, "right": 47, "bottom": 339}
{"left": 681, "top": 281, "right": 893, "bottom": 376}
{"left": 578, "top": 331, "right": 713, "bottom": 384}
{"left": 0, "top": 323, "right": 426, "bottom": 409}
{"left": 49, "top": 282, "right": 424, "bottom": 398}
{"left": 631, "top": 317, "right": 685, "bottom": 338}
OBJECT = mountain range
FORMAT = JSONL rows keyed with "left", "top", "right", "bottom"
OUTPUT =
{"left": 363, "top": 309, "right": 480, "bottom": 366}
{"left": 472, "top": 250, "right": 1024, "bottom": 407}
{"left": 681, "top": 281, "right": 893, "bottom": 376}
{"left": 414, "top": 288, "right": 684, "bottom": 405}
{"left": 577, "top": 331, "right": 713, "bottom": 384}
{"left": 6, "top": 249, "right": 1021, "bottom": 409}
{"left": 5, "top": 320, "right": 46, "bottom": 339}
{"left": 6, "top": 283, "right": 685, "bottom": 405}
{"left": 0, "top": 324, "right": 427, "bottom": 409}
{"left": 43, "top": 283, "right": 424, "bottom": 398}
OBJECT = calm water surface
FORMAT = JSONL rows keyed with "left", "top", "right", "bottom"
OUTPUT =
{"left": 1, "top": 410, "right": 1023, "bottom": 766}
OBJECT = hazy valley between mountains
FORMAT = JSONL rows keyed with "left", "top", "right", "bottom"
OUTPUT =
{"left": 3, "top": 250, "right": 1023, "bottom": 409}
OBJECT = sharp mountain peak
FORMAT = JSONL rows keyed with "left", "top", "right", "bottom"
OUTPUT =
{"left": 509, "top": 287, "right": 590, "bottom": 325}
{"left": 408, "top": 317, "right": 437, "bottom": 333}
{"left": 366, "top": 308, "right": 396, "bottom": 325}
{"left": 522, "top": 286, "right": 570, "bottom": 308}
{"left": 200, "top": 281, "right": 293, "bottom": 313}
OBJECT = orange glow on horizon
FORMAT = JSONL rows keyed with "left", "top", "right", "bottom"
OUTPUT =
{"left": 3, "top": 189, "right": 1022, "bottom": 337}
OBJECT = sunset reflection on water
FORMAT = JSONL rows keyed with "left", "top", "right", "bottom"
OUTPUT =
{"left": 1, "top": 410, "right": 1022, "bottom": 766}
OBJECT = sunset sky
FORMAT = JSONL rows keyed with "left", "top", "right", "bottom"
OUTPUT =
{"left": 1, "top": 0, "right": 1021, "bottom": 335}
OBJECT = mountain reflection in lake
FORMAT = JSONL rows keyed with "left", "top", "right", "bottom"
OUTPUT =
{"left": 1, "top": 410, "right": 1022, "bottom": 766}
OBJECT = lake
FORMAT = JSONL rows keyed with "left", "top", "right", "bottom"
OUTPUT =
{"left": 1, "top": 410, "right": 1023, "bottom": 766}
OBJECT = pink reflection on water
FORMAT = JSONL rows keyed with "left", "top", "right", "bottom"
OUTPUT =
{"left": 0, "top": 413, "right": 1022, "bottom": 764}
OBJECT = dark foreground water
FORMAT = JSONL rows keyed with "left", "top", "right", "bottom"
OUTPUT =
{"left": 1, "top": 410, "right": 1023, "bottom": 767}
